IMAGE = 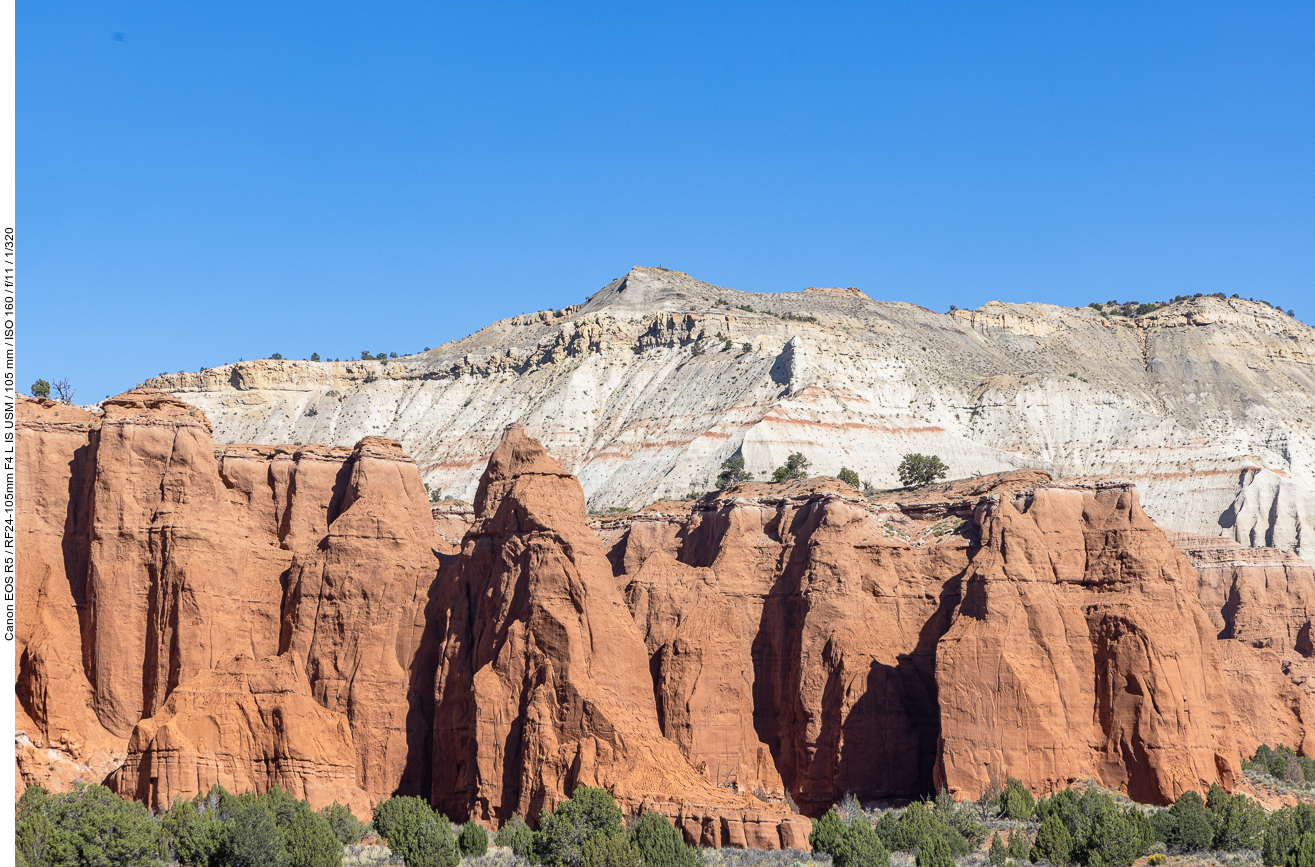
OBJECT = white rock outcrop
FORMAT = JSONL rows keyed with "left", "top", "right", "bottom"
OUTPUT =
{"left": 149, "top": 267, "right": 1315, "bottom": 562}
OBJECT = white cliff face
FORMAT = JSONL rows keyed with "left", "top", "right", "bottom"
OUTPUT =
{"left": 149, "top": 267, "right": 1315, "bottom": 563}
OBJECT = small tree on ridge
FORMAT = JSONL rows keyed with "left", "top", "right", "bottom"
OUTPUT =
{"left": 896, "top": 454, "right": 948, "bottom": 488}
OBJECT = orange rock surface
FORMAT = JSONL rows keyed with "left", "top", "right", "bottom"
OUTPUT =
{"left": 431, "top": 425, "right": 810, "bottom": 848}
{"left": 16, "top": 392, "right": 1314, "bottom": 836}
{"left": 934, "top": 486, "right": 1240, "bottom": 803}
{"left": 1168, "top": 530, "right": 1315, "bottom": 758}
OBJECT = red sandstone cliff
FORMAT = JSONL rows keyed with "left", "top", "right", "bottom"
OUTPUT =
{"left": 1168, "top": 530, "right": 1315, "bottom": 759}
{"left": 431, "top": 425, "right": 810, "bottom": 848}
{"left": 16, "top": 394, "right": 1314, "bottom": 838}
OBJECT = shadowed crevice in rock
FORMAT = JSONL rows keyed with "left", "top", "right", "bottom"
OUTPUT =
{"left": 433, "top": 424, "right": 810, "bottom": 847}
{"left": 17, "top": 389, "right": 1315, "bottom": 830}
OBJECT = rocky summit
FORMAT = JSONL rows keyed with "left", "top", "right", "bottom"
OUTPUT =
{"left": 17, "top": 389, "right": 1315, "bottom": 846}
{"left": 149, "top": 267, "right": 1315, "bottom": 564}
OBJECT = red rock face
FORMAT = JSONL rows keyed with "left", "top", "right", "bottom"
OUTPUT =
{"left": 16, "top": 391, "right": 446, "bottom": 814}
{"left": 279, "top": 436, "right": 445, "bottom": 803}
{"left": 934, "top": 488, "right": 1240, "bottom": 804}
{"left": 110, "top": 653, "right": 371, "bottom": 817}
{"left": 15, "top": 399, "right": 118, "bottom": 792}
{"left": 431, "top": 425, "right": 810, "bottom": 848}
{"left": 607, "top": 478, "right": 1272, "bottom": 808}
{"left": 16, "top": 393, "right": 1312, "bottom": 834}
{"left": 618, "top": 492, "right": 968, "bottom": 812}
{"left": 1168, "top": 530, "right": 1315, "bottom": 758}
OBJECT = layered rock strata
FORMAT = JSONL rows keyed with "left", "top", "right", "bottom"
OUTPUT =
{"left": 149, "top": 267, "right": 1315, "bottom": 564}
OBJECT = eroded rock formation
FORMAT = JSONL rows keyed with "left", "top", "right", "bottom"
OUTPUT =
{"left": 16, "top": 392, "right": 1315, "bottom": 841}
{"left": 431, "top": 425, "right": 810, "bottom": 848}
{"left": 148, "top": 267, "right": 1315, "bottom": 565}
{"left": 1167, "top": 531, "right": 1315, "bottom": 758}
{"left": 15, "top": 391, "right": 444, "bottom": 815}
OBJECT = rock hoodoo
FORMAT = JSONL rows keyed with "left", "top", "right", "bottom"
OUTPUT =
{"left": 432, "top": 424, "right": 810, "bottom": 848}
{"left": 15, "top": 392, "right": 1315, "bottom": 842}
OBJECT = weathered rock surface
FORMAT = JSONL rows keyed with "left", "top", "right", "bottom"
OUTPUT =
{"left": 934, "top": 486, "right": 1239, "bottom": 804}
{"left": 1167, "top": 531, "right": 1315, "bottom": 758}
{"left": 601, "top": 472, "right": 1269, "bottom": 807}
{"left": 432, "top": 425, "right": 810, "bottom": 848}
{"left": 279, "top": 436, "right": 445, "bottom": 803}
{"left": 149, "top": 267, "right": 1315, "bottom": 563}
{"left": 15, "top": 398, "right": 120, "bottom": 794}
{"left": 15, "top": 391, "right": 442, "bottom": 814}
{"left": 18, "top": 391, "right": 1315, "bottom": 836}
{"left": 110, "top": 653, "right": 371, "bottom": 817}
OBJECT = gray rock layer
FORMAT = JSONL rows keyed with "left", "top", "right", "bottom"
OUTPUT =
{"left": 150, "top": 267, "right": 1315, "bottom": 562}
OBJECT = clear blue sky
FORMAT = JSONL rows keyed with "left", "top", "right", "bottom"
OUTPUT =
{"left": 21, "top": 2, "right": 1315, "bottom": 402}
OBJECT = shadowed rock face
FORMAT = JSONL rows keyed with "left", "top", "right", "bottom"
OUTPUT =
{"left": 606, "top": 477, "right": 1254, "bottom": 808}
{"left": 432, "top": 425, "right": 811, "bottom": 849}
{"left": 15, "top": 392, "right": 1311, "bottom": 835}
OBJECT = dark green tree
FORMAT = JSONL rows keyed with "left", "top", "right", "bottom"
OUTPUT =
{"left": 1288, "top": 833, "right": 1315, "bottom": 867}
{"left": 1265, "top": 805, "right": 1315, "bottom": 866}
{"left": 896, "top": 454, "right": 948, "bottom": 488}
{"left": 578, "top": 833, "right": 642, "bottom": 867}
{"left": 988, "top": 833, "right": 1007, "bottom": 867}
{"left": 16, "top": 783, "right": 167, "bottom": 867}
{"left": 1030, "top": 815, "right": 1072, "bottom": 865}
{"left": 832, "top": 820, "right": 891, "bottom": 867}
{"left": 1208, "top": 786, "right": 1265, "bottom": 851}
{"left": 627, "top": 811, "right": 697, "bottom": 867}
{"left": 161, "top": 797, "right": 225, "bottom": 867}
{"left": 771, "top": 452, "right": 811, "bottom": 483}
{"left": 809, "top": 807, "right": 847, "bottom": 855}
{"left": 1001, "top": 778, "right": 1035, "bottom": 821}
{"left": 1124, "top": 809, "right": 1154, "bottom": 855}
{"left": 1006, "top": 829, "right": 1030, "bottom": 860}
{"left": 716, "top": 456, "right": 753, "bottom": 489}
{"left": 224, "top": 801, "right": 287, "bottom": 867}
{"left": 837, "top": 468, "right": 861, "bottom": 490}
{"left": 1085, "top": 810, "right": 1142, "bottom": 867}
{"left": 30, "top": 379, "right": 50, "bottom": 398}
{"left": 410, "top": 819, "right": 459, "bottom": 867}
{"left": 282, "top": 804, "right": 342, "bottom": 867}
{"left": 373, "top": 796, "right": 457, "bottom": 867}
{"left": 915, "top": 834, "right": 954, "bottom": 867}
{"left": 459, "top": 822, "right": 489, "bottom": 858}
{"left": 317, "top": 802, "right": 366, "bottom": 846}
{"left": 310, "top": 353, "right": 321, "bottom": 362}
{"left": 1166, "top": 791, "right": 1213, "bottom": 852}
{"left": 535, "top": 787, "right": 626, "bottom": 867}
{"left": 495, "top": 815, "right": 535, "bottom": 859}
{"left": 257, "top": 786, "right": 302, "bottom": 828}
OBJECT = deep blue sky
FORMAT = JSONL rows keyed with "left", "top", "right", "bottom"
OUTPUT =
{"left": 21, "top": 2, "right": 1315, "bottom": 402}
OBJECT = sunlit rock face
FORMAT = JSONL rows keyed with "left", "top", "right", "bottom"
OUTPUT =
{"left": 151, "top": 267, "right": 1315, "bottom": 564}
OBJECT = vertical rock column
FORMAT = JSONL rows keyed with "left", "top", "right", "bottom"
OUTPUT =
{"left": 433, "top": 425, "right": 809, "bottom": 848}
{"left": 280, "top": 436, "right": 442, "bottom": 803}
